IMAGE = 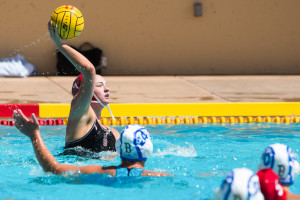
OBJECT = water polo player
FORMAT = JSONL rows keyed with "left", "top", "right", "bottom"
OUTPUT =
{"left": 13, "top": 109, "right": 171, "bottom": 177}
{"left": 258, "top": 143, "right": 300, "bottom": 199}
{"left": 214, "top": 167, "right": 264, "bottom": 200}
{"left": 257, "top": 168, "right": 287, "bottom": 200}
{"left": 48, "top": 21, "right": 119, "bottom": 156}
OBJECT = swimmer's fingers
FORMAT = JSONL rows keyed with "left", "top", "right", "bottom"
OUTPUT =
{"left": 31, "top": 113, "right": 39, "bottom": 126}
{"left": 12, "top": 110, "right": 18, "bottom": 120}
{"left": 48, "top": 21, "right": 57, "bottom": 38}
{"left": 13, "top": 109, "right": 27, "bottom": 129}
{"left": 54, "top": 25, "right": 64, "bottom": 42}
{"left": 48, "top": 21, "right": 63, "bottom": 45}
{"left": 54, "top": 24, "right": 59, "bottom": 37}
{"left": 13, "top": 110, "right": 23, "bottom": 131}
{"left": 12, "top": 110, "right": 23, "bottom": 124}
{"left": 17, "top": 109, "right": 29, "bottom": 122}
{"left": 48, "top": 21, "right": 52, "bottom": 34}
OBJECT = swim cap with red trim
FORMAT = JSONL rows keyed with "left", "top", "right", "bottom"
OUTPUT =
{"left": 71, "top": 74, "right": 97, "bottom": 101}
{"left": 71, "top": 74, "right": 83, "bottom": 96}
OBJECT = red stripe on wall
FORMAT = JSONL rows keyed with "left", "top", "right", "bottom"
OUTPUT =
{"left": 0, "top": 104, "right": 39, "bottom": 118}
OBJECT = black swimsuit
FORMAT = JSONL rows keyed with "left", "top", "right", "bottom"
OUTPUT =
{"left": 62, "top": 119, "right": 116, "bottom": 156}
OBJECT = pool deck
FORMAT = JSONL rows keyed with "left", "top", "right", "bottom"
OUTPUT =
{"left": 1, "top": 75, "right": 300, "bottom": 119}
{"left": 1, "top": 75, "right": 300, "bottom": 104}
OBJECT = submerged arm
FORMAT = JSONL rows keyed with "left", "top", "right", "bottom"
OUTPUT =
{"left": 142, "top": 170, "right": 174, "bottom": 177}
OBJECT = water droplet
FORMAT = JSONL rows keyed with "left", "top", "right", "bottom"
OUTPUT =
{"left": 7, "top": 31, "right": 50, "bottom": 57}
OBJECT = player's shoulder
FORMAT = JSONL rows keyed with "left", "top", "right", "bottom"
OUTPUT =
{"left": 257, "top": 168, "right": 287, "bottom": 200}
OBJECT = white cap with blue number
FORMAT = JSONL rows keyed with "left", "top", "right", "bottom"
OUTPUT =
{"left": 214, "top": 168, "right": 264, "bottom": 200}
{"left": 258, "top": 143, "right": 300, "bottom": 185}
{"left": 116, "top": 124, "right": 153, "bottom": 161}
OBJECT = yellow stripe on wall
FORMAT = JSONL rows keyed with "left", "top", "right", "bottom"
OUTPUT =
{"left": 40, "top": 102, "right": 300, "bottom": 118}
{"left": 39, "top": 104, "right": 71, "bottom": 118}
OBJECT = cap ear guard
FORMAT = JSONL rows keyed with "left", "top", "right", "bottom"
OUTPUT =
{"left": 71, "top": 74, "right": 100, "bottom": 102}
{"left": 259, "top": 146, "right": 275, "bottom": 169}
{"left": 284, "top": 146, "right": 300, "bottom": 185}
{"left": 215, "top": 170, "right": 234, "bottom": 200}
{"left": 71, "top": 74, "right": 83, "bottom": 96}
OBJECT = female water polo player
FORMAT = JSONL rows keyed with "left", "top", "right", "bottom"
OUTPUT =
{"left": 214, "top": 167, "right": 291, "bottom": 200}
{"left": 13, "top": 109, "right": 171, "bottom": 177}
{"left": 48, "top": 21, "right": 119, "bottom": 155}
{"left": 214, "top": 168, "right": 264, "bottom": 200}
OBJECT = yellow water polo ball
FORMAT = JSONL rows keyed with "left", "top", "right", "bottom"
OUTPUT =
{"left": 50, "top": 5, "right": 84, "bottom": 40}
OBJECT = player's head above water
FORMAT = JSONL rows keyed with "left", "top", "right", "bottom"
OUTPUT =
{"left": 115, "top": 124, "right": 153, "bottom": 162}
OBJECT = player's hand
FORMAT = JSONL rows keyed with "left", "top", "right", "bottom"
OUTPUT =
{"left": 48, "top": 20, "right": 63, "bottom": 47}
{"left": 13, "top": 109, "right": 40, "bottom": 139}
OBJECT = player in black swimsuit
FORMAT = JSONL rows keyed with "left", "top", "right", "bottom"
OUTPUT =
{"left": 63, "top": 119, "right": 116, "bottom": 156}
{"left": 48, "top": 20, "right": 119, "bottom": 156}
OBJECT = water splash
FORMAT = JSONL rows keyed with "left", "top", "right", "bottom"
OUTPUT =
{"left": 154, "top": 143, "right": 197, "bottom": 157}
{"left": 7, "top": 32, "right": 50, "bottom": 57}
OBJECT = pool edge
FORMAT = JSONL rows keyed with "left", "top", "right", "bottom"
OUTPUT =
{"left": 1, "top": 102, "right": 300, "bottom": 118}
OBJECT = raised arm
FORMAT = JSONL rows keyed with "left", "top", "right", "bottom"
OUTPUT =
{"left": 48, "top": 21, "right": 95, "bottom": 118}
{"left": 13, "top": 109, "right": 109, "bottom": 175}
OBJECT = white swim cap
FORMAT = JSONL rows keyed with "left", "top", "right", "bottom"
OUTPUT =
{"left": 214, "top": 168, "right": 264, "bottom": 200}
{"left": 258, "top": 143, "right": 299, "bottom": 185}
{"left": 115, "top": 124, "right": 153, "bottom": 161}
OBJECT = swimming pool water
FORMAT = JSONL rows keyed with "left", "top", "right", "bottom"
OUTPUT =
{"left": 0, "top": 123, "right": 300, "bottom": 200}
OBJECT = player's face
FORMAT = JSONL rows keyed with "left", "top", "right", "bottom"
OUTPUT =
{"left": 94, "top": 75, "right": 110, "bottom": 105}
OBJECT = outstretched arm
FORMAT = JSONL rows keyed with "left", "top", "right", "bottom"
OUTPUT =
{"left": 48, "top": 21, "right": 95, "bottom": 118}
{"left": 13, "top": 109, "right": 108, "bottom": 175}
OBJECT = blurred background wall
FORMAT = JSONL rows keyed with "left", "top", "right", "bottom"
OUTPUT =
{"left": 1, "top": 0, "right": 300, "bottom": 75}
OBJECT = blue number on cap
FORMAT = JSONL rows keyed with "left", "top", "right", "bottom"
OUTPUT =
{"left": 137, "top": 130, "right": 148, "bottom": 146}
{"left": 263, "top": 152, "right": 271, "bottom": 166}
{"left": 248, "top": 174, "right": 260, "bottom": 198}
{"left": 262, "top": 147, "right": 274, "bottom": 168}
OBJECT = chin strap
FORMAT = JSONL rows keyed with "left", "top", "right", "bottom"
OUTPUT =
{"left": 92, "top": 93, "right": 115, "bottom": 120}
{"left": 74, "top": 83, "right": 115, "bottom": 120}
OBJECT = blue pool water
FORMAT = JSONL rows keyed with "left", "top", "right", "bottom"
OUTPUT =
{"left": 0, "top": 123, "right": 300, "bottom": 200}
